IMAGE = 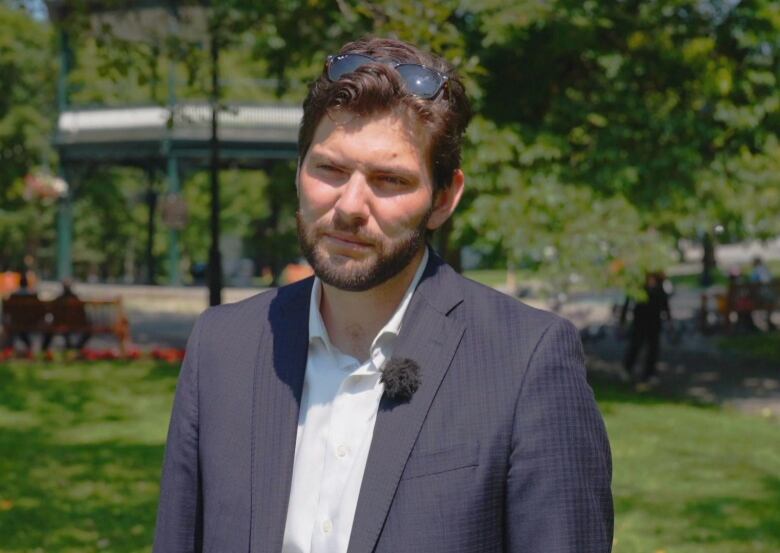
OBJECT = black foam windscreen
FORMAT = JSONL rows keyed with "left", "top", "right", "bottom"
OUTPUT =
{"left": 381, "top": 357, "right": 421, "bottom": 401}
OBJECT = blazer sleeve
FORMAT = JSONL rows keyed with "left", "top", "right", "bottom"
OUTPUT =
{"left": 506, "top": 317, "right": 613, "bottom": 552}
{"left": 153, "top": 314, "right": 205, "bottom": 553}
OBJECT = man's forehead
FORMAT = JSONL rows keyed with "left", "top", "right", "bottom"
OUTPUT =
{"left": 311, "top": 109, "right": 429, "bottom": 154}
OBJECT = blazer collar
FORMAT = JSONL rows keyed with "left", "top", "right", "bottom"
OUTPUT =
{"left": 347, "top": 249, "right": 466, "bottom": 553}
{"left": 412, "top": 248, "right": 465, "bottom": 316}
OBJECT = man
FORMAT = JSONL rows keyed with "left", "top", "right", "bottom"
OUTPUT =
{"left": 621, "top": 272, "right": 672, "bottom": 384}
{"left": 42, "top": 279, "right": 91, "bottom": 353}
{"left": 154, "top": 37, "right": 613, "bottom": 553}
{"left": 6, "top": 273, "right": 38, "bottom": 353}
{"left": 749, "top": 256, "right": 775, "bottom": 329}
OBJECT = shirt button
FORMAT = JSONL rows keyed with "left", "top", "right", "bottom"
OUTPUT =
{"left": 336, "top": 444, "right": 348, "bottom": 458}
{"left": 322, "top": 519, "right": 333, "bottom": 534}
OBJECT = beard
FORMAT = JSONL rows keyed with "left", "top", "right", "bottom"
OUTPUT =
{"left": 296, "top": 209, "right": 431, "bottom": 292}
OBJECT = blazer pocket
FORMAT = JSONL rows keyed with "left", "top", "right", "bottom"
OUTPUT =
{"left": 401, "top": 442, "right": 479, "bottom": 480}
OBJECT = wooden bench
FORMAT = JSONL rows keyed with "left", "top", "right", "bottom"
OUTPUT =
{"left": 700, "top": 279, "right": 778, "bottom": 332}
{"left": 1, "top": 296, "right": 131, "bottom": 353}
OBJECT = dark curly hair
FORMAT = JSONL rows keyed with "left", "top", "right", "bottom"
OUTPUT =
{"left": 298, "top": 36, "right": 472, "bottom": 192}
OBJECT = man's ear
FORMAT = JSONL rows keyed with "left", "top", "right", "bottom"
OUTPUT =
{"left": 427, "top": 169, "right": 465, "bottom": 231}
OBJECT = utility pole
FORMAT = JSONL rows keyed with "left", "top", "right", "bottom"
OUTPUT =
{"left": 208, "top": 16, "right": 222, "bottom": 306}
{"left": 56, "top": 28, "right": 74, "bottom": 280}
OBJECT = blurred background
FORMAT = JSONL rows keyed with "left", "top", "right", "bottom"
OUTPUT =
{"left": 0, "top": 0, "right": 778, "bottom": 551}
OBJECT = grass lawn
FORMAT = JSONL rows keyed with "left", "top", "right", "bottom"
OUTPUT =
{"left": 1, "top": 360, "right": 779, "bottom": 552}
{"left": 596, "top": 377, "right": 780, "bottom": 552}
{"left": 0, "top": 359, "right": 179, "bottom": 553}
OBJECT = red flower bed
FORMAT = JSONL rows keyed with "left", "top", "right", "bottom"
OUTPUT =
{"left": 0, "top": 347, "right": 185, "bottom": 363}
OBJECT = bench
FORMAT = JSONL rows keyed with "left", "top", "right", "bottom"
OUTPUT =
{"left": 1, "top": 296, "right": 131, "bottom": 353}
{"left": 700, "top": 279, "right": 779, "bottom": 332}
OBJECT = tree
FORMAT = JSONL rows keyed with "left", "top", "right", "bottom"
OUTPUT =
{"left": 455, "top": 0, "right": 778, "bottom": 290}
{"left": 0, "top": 3, "right": 56, "bottom": 272}
{"left": 11, "top": 0, "right": 777, "bottom": 291}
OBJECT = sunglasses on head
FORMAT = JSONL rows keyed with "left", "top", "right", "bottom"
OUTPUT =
{"left": 326, "top": 53, "right": 449, "bottom": 99}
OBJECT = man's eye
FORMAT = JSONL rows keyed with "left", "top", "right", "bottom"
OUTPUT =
{"left": 318, "top": 164, "right": 341, "bottom": 173}
{"left": 378, "top": 175, "right": 408, "bottom": 186}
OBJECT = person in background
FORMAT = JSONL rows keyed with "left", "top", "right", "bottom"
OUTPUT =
{"left": 7, "top": 273, "right": 37, "bottom": 352}
{"left": 750, "top": 256, "right": 772, "bottom": 284}
{"left": 42, "top": 279, "right": 91, "bottom": 352}
{"left": 749, "top": 256, "right": 775, "bottom": 330}
{"left": 622, "top": 271, "right": 672, "bottom": 384}
{"left": 57, "top": 279, "right": 90, "bottom": 350}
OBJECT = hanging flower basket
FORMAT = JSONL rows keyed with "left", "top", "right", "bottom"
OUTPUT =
{"left": 23, "top": 172, "right": 69, "bottom": 200}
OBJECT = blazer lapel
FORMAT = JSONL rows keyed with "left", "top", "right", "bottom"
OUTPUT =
{"left": 250, "top": 279, "right": 312, "bottom": 553}
{"left": 347, "top": 254, "right": 466, "bottom": 553}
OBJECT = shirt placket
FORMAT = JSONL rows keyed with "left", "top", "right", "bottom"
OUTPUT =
{"left": 310, "top": 358, "right": 381, "bottom": 553}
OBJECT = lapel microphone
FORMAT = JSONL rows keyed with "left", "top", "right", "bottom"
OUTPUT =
{"left": 381, "top": 357, "right": 421, "bottom": 401}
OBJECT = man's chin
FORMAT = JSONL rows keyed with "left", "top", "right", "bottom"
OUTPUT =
{"left": 316, "top": 245, "right": 375, "bottom": 267}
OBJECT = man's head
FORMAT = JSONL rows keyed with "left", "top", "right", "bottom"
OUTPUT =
{"left": 296, "top": 37, "right": 471, "bottom": 291}
{"left": 298, "top": 36, "right": 472, "bottom": 194}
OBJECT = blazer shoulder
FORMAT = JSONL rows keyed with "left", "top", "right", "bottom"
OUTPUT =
{"left": 456, "top": 272, "right": 563, "bottom": 330}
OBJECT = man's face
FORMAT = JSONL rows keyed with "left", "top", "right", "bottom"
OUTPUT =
{"left": 296, "top": 109, "right": 449, "bottom": 292}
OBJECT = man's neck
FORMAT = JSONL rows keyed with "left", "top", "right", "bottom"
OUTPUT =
{"left": 319, "top": 250, "right": 425, "bottom": 362}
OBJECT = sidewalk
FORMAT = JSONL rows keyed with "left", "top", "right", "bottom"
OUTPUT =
{"left": 40, "top": 280, "right": 779, "bottom": 420}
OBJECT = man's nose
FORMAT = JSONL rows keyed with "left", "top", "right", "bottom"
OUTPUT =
{"left": 334, "top": 173, "right": 370, "bottom": 223}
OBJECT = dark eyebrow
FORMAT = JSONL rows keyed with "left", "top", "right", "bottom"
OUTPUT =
{"left": 308, "top": 152, "right": 341, "bottom": 165}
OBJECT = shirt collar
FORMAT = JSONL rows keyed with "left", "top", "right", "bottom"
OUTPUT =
{"left": 308, "top": 248, "right": 429, "bottom": 354}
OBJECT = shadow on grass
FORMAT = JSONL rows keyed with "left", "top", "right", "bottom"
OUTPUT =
{"left": 717, "top": 331, "right": 780, "bottom": 364}
{"left": 589, "top": 372, "right": 720, "bottom": 412}
{"left": 683, "top": 475, "right": 780, "bottom": 546}
{"left": 0, "top": 427, "right": 165, "bottom": 552}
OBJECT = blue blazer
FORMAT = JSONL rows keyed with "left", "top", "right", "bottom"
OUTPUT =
{"left": 153, "top": 252, "right": 613, "bottom": 553}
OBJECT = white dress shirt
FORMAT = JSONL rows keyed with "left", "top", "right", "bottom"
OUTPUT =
{"left": 281, "top": 249, "right": 429, "bottom": 553}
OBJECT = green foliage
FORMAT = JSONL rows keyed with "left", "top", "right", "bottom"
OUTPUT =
{"left": 4, "top": 0, "right": 779, "bottom": 288}
{"left": 460, "top": 117, "right": 674, "bottom": 295}
{"left": 69, "top": 167, "right": 148, "bottom": 280}
{"left": 467, "top": 0, "right": 779, "bottom": 214}
{"left": 680, "top": 136, "right": 780, "bottom": 240}
{"left": 454, "top": 0, "right": 779, "bottom": 289}
{"left": 174, "top": 162, "right": 300, "bottom": 283}
{"left": 0, "top": 4, "right": 56, "bottom": 271}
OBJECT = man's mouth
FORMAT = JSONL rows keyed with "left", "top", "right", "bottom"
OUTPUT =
{"left": 322, "top": 231, "right": 373, "bottom": 249}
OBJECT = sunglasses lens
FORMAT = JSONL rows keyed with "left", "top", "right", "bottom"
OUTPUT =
{"left": 326, "top": 54, "right": 445, "bottom": 99}
{"left": 328, "top": 54, "right": 375, "bottom": 81}
{"left": 396, "top": 64, "right": 442, "bottom": 98}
